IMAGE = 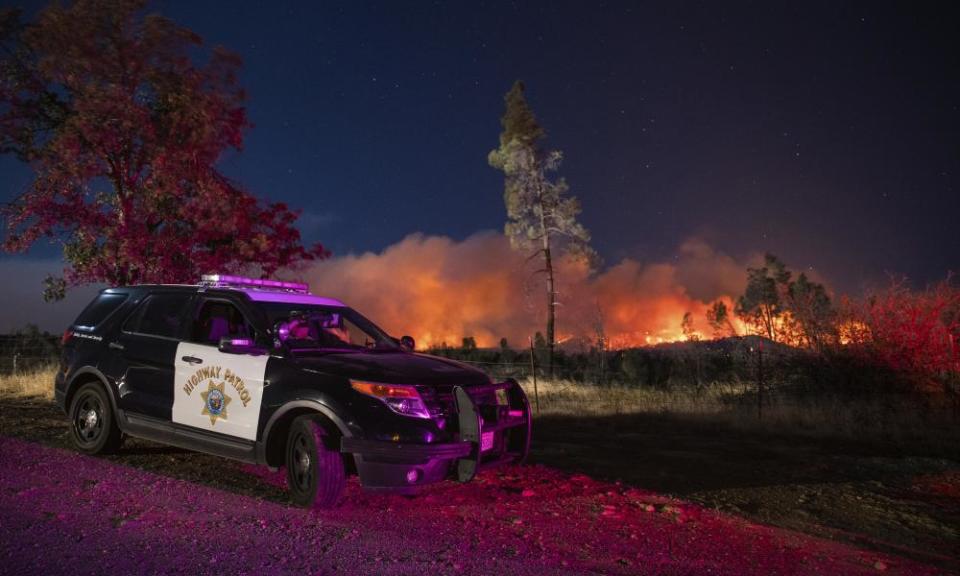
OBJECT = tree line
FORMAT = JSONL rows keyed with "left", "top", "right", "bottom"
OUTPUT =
{"left": 700, "top": 254, "right": 958, "bottom": 392}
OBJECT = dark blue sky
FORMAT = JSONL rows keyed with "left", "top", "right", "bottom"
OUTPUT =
{"left": 2, "top": 0, "right": 957, "bottom": 295}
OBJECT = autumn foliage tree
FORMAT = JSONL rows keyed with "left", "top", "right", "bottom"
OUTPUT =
{"left": 0, "top": 0, "right": 326, "bottom": 300}
{"left": 845, "top": 279, "right": 960, "bottom": 390}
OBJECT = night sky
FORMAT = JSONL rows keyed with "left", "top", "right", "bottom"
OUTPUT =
{"left": 1, "top": 1, "right": 957, "bottom": 308}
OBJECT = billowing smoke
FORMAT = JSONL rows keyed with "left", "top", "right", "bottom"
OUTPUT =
{"left": 303, "top": 232, "right": 749, "bottom": 349}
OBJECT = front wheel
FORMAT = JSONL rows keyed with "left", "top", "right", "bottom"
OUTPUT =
{"left": 69, "top": 382, "right": 123, "bottom": 454}
{"left": 286, "top": 415, "right": 346, "bottom": 509}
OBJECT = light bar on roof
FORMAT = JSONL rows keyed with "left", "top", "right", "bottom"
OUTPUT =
{"left": 200, "top": 274, "right": 310, "bottom": 294}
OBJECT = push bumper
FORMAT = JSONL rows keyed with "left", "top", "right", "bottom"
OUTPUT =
{"left": 340, "top": 379, "right": 532, "bottom": 489}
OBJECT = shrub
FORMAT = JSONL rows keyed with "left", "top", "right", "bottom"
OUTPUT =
{"left": 843, "top": 279, "right": 960, "bottom": 391}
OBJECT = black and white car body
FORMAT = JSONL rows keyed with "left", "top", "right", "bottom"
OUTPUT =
{"left": 55, "top": 275, "right": 532, "bottom": 507}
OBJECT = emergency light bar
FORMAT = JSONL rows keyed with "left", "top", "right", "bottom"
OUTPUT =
{"left": 200, "top": 274, "right": 310, "bottom": 294}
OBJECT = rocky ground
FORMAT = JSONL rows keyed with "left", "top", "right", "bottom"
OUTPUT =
{"left": 1, "top": 396, "right": 957, "bottom": 575}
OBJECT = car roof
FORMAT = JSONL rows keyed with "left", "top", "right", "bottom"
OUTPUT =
{"left": 219, "top": 287, "right": 345, "bottom": 307}
{"left": 107, "top": 284, "right": 346, "bottom": 307}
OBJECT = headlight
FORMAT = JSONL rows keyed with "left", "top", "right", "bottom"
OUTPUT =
{"left": 350, "top": 380, "right": 431, "bottom": 419}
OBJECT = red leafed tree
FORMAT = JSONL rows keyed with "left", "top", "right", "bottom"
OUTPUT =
{"left": 0, "top": 0, "right": 327, "bottom": 300}
{"left": 849, "top": 279, "right": 960, "bottom": 390}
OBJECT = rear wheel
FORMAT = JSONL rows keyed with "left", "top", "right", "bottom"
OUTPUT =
{"left": 69, "top": 382, "right": 122, "bottom": 454}
{"left": 286, "top": 415, "right": 346, "bottom": 509}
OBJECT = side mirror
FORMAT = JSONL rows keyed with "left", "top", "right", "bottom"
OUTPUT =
{"left": 274, "top": 320, "right": 292, "bottom": 342}
{"left": 399, "top": 335, "right": 415, "bottom": 351}
{"left": 218, "top": 337, "right": 266, "bottom": 356}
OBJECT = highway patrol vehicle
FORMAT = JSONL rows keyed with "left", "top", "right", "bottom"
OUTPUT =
{"left": 55, "top": 275, "right": 532, "bottom": 508}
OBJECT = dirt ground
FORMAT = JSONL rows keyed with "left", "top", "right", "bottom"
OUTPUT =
{"left": 533, "top": 413, "right": 959, "bottom": 570}
{"left": 1, "top": 395, "right": 957, "bottom": 574}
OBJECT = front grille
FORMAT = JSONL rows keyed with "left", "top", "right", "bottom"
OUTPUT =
{"left": 417, "top": 385, "right": 456, "bottom": 418}
{"left": 417, "top": 384, "right": 502, "bottom": 432}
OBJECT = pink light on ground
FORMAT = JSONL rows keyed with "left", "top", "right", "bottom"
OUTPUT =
{"left": 0, "top": 436, "right": 943, "bottom": 575}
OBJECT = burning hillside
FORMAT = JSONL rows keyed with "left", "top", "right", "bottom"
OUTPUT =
{"left": 303, "top": 233, "right": 751, "bottom": 349}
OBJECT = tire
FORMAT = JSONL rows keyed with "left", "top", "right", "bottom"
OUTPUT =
{"left": 69, "top": 381, "right": 123, "bottom": 455}
{"left": 286, "top": 415, "right": 346, "bottom": 509}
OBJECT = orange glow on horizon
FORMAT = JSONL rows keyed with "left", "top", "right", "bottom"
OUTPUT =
{"left": 303, "top": 233, "right": 752, "bottom": 351}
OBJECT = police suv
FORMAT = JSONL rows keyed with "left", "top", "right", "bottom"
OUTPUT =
{"left": 55, "top": 275, "right": 531, "bottom": 508}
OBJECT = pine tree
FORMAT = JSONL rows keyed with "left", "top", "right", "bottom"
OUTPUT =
{"left": 488, "top": 81, "right": 595, "bottom": 376}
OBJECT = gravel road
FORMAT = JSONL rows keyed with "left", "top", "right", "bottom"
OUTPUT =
{"left": 0, "top": 435, "right": 943, "bottom": 576}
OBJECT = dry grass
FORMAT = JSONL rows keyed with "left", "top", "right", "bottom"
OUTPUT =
{"left": 0, "top": 369, "right": 955, "bottom": 452}
{"left": 519, "top": 377, "right": 960, "bottom": 451}
{"left": 519, "top": 378, "right": 745, "bottom": 417}
{"left": 0, "top": 366, "right": 57, "bottom": 401}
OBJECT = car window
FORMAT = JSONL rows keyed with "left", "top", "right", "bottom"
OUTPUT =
{"left": 189, "top": 300, "right": 254, "bottom": 346}
{"left": 286, "top": 312, "right": 374, "bottom": 348}
{"left": 262, "top": 304, "right": 396, "bottom": 351}
{"left": 74, "top": 292, "right": 128, "bottom": 329}
{"left": 123, "top": 293, "right": 191, "bottom": 338}
{"left": 341, "top": 316, "right": 376, "bottom": 348}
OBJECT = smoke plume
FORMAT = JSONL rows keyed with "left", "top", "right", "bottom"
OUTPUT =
{"left": 303, "top": 232, "right": 749, "bottom": 349}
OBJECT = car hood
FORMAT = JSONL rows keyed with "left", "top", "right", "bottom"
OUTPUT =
{"left": 292, "top": 350, "right": 491, "bottom": 387}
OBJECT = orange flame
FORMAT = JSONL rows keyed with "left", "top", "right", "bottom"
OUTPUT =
{"left": 303, "top": 233, "right": 750, "bottom": 350}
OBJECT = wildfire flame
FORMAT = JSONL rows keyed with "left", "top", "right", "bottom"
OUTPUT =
{"left": 303, "top": 233, "right": 750, "bottom": 350}
{"left": 838, "top": 320, "right": 871, "bottom": 346}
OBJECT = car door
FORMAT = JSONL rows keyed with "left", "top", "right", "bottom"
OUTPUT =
{"left": 109, "top": 291, "right": 193, "bottom": 421}
{"left": 172, "top": 297, "right": 269, "bottom": 441}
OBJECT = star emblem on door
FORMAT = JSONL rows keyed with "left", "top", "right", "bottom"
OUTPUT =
{"left": 200, "top": 380, "right": 231, "bottom": 425}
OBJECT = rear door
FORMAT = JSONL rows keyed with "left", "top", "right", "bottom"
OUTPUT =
{"left": 65, "top": 290, "right": 129, "bottom": 369}
{"left": 172, "top": 297, "right": 269, "bottom": 441}
{"left": 110, "top": 291, "right": 193, "bottom": 421}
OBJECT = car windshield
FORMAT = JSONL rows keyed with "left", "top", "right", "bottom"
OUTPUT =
{"left": 259, "top": 303, "right": 399, "bottom": 351}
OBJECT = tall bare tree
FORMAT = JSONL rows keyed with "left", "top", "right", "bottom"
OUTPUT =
{"left": 489, "top": 81, "right": 594, "bottom": 375}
